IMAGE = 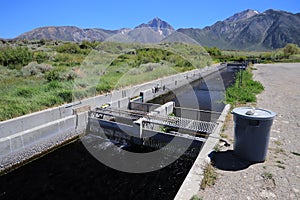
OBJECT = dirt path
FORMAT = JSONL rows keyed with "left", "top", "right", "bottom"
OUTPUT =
{"left": 197, "top": 63, "right": 300, "bottom": 199}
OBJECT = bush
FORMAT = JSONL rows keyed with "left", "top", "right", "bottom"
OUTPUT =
{"left": 15, "top": 87, "right": 36, "bottom": 98}
{"left": 33, "top": 51, "right": 49, "bottom": 63}
{"left": 21, "top": 61, "right": 53, "bottom": 76}
{"left": 56, "top": 42, "right": 82, "bottom": 54}
{"left": 58, "top": 89, "right": 73, "bottom": 102}
{"left": 79, "top": 40, "right": 98, "bottom": 49}
{"left": 283, "top": 43, "right": 300, "bottom": 56}
{"left": 46, "top": 81, "right": 64, "bottom": 90}
{"left": 204, "top": 46, "right": 222, "bottom": 56}
{"left": 45, "top": 68, "right": 77, "bottom": 82}
{"left": 0, "top": 46, "right": 33, "bottom": 69}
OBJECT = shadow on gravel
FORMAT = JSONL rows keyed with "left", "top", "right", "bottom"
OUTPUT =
{"left": 209, "top": 150, "right": 256, "bottom": 171}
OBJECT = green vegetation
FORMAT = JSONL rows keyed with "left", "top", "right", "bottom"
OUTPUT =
{"left": 200, "top": 162, "right": 217, "bottom": 190}
{"left": 0, "top": 40, "right": 211, "bottom": 121}
{"left": 225, "top": 68, "right": 264, "bottom": 105}
{"left": 220, "top": 133, "right": 228, "bottom": 139}
{"left": 274, "top": 140, "right": 282, "bottom": 146}
{"left": 0, "top": 46, "right": 33, "bottom": 69}
{"left": 0, "top": 39, "right": 299, "bottom": 121}
{"left": 190, "top": 195, "right": 203, "bottom": 200}
{"left": 261, "top": 172, "right": 273, "bottom": 180}
{"left": 206, "top": 43, "right": 300, "bottom": 64}
{"left": 213, "top": 145, "right": 220, "bottom": 152}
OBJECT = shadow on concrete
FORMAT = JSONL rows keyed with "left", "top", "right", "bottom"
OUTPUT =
{"left": 209, "top": 150, "right": 256, "bottom": 171}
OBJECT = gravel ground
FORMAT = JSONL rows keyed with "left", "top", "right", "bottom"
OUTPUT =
{"left": 197, "top": 63, "right": 300, "bottom": 200}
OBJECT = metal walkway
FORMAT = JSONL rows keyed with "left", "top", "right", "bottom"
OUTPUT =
{"left": 141, "top": 114, "right": 216, "bottom": 134}
{"left": 90, "top": 107, "right": 217, "bottom": 135}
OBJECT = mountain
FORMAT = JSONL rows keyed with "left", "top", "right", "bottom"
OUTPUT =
{"left": 15, "top": 18, "right": 175, "bottom": 44}
{"left": 13, "top": 10, "right": 300, "bottom": 50}
{"left": 106, "top": 17, "right": 175, "bottom": 43}
{"left": 161, "top": 31, "right": 200, "bottom": 45}
{"left": 16, "top": 26, "right": 124, "bottom": 42}
{"left": 224, "top": 9, "right": 259, "bottom": 23}
{"left": 135, "top": 17, "right": 175, "bottom": 37}
{"left": 177, "top": 9, "right": 300, "bottom": 50}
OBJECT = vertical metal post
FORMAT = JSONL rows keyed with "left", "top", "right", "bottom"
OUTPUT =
{"left": 139, "top": 119, "right": 143, "bottom": 138}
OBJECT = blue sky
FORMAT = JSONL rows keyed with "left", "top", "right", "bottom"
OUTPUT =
{"left": 1, "top": 0, "right": 299, "bottom": 39}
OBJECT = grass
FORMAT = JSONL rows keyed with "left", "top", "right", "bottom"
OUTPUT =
{"left": 0, "top": 41, "right": 212, "bottom": 121}
{"left": 274, "top": 140, "right": 282, "bottom": 146}
{"left": 220, "top": 133, "right": 228, "bottom": 139}
{"left": 200, "top": 162, "right": 217, "bottom": 190}
{"left": 273, "top": 147, "right": 286, "bottom": 155}
{"left": 190, "top": 195, "right": 203, "bottom": 200}
{"left": 261, "top": 172, "right": 273, "bottom": 180}
{"left": 213, "top": 145, "right": 220, "bottom": 152}
{"left": 225, "top": 68, "right": 264, "bottom": 105}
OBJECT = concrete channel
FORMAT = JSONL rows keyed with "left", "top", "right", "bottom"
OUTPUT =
{"left": 0, "top": 63, "right": 226, "bottom": 181}
{"left": 174, "top": 104, "right": 231, "bottom": 200}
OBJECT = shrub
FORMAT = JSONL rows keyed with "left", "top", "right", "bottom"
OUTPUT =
{"left": 58, "top": 89, "right": 73, "bottom": 102}
{"left": 33, "top": 51, "right": 49, "bottom": 63}
{"left": 0, "top": 46, "right": 33, "bottom": 69}
{"left": 45, "top": 68, "right": 63, "bottom": 81}
{"left": 96, "top": 81, "right": 112, "bottom": 93}
{"left": 46, "top": 81, "right": 64, "bottom": 90}
{"left": 15, "top": 87, "right": 36, "bottom": 98}
{"left": 56, "top": 42, "right": 82, "bottom": 54}
{"left": 283, "top": 43, "right": 300, "bottom": 56}
{"left": 21, "top": 61, "right": 53, "bottom": 76}
{"left": 45, "top": 68, "right": 77, "bottom": 82}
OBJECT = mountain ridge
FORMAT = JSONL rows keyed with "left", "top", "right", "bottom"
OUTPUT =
{"left": 12, "top": 9, "right": 300, "bottom": 50}
{"left": 177, "top": 9, "right": 300, "bottom": 50}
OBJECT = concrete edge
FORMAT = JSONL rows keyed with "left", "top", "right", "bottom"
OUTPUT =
{"left": 174, "top": 104, "right": 231, "bottom": 200}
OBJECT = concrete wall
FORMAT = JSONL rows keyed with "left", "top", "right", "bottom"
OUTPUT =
{"left": 0, "top": 64, "right": 224, "bottom": 162}
{"left": 0, "top": 115, "right": 77, "bottom": 157}
{"left": 0, "top": 105, "right": 73, "bottom": 138}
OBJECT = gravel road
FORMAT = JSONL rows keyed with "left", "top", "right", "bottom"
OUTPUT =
{"left": 197, "top": 63, "right": 300, "bottom": 199}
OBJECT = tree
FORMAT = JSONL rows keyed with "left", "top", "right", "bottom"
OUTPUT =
{"left": 204, "top": 46, "right": 222, "bottom": 57}
{"left": 283, "top": 44, "right": 300, "bottom": 56}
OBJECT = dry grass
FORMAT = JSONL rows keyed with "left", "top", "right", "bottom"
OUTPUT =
{"left": 200, "top": 162, "right": 217, "bottom": 190}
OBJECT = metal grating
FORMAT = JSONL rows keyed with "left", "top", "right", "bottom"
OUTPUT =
{"left": 90, "top": 107, "right": 217, "bottom": 134}
{"left": 142, "top": 115, "right": 217, "bottom": 134}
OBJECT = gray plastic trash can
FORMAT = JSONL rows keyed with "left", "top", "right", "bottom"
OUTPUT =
{"left": 231, "top": 107, "right": 276, "bottom": 162}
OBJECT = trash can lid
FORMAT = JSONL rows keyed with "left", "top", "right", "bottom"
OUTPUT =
{"left": 231, "top": 107, "right": 276, "bottom": 120}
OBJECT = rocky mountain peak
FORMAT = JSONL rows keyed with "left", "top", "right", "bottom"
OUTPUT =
{"left": 224, "top": 9, "right": 260, "bottom": 23}
{"left": 135, "top": 17, "right": 175, "bottom": 37}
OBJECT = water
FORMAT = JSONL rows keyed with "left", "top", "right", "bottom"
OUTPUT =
{"left": 0, "top": 141, "right": 198, "bottom": 200}
{"left": 151, "top": 68, "right": 235, "bottom": 112}
{"left": 0, "top": 68, "right": 235, "bottom": 200}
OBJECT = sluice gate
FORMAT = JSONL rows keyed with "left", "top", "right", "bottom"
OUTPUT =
{"left": 87, "top": 102, "right": 220, "bottom": 156}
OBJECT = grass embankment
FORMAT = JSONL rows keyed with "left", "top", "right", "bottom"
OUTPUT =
{"left": 225, "top": 68, "right": 264, "bottom": 105}
{"left": 0, "top": 41, "right": 211, "bottom": 121}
